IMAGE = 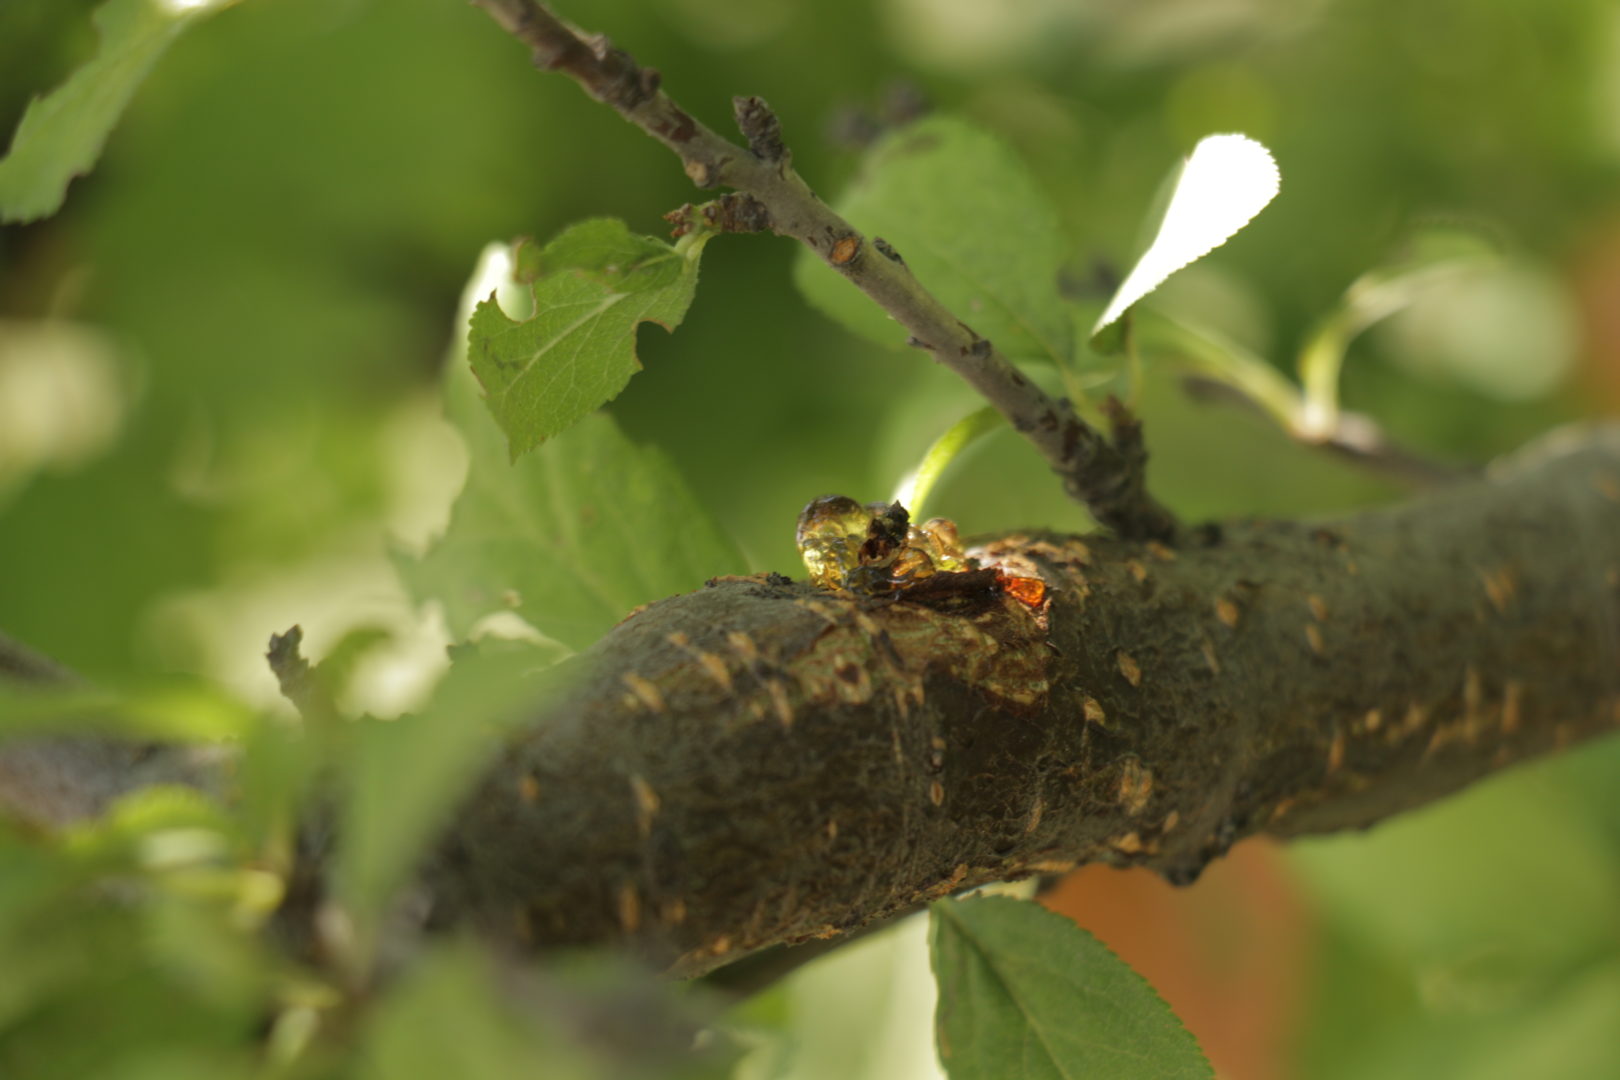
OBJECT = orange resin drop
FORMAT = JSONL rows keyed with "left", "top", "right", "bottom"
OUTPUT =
{"left": 997, "top": 572, "right": 1048, "bottom": 608}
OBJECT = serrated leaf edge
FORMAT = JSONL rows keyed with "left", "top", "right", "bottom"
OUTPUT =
{"left": 933, "top": 896, "right": 1214, "bottom": 1080}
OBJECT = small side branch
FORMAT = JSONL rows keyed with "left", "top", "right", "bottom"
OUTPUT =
{"left": 664, "top": 193, "right": 772, "bottom": 237}
{"left": 0, "top": 629, "right": 76, "bottom": 686}
{"left": 1180, "top": 375, "right": 1473, "bottom": 488}
{"left": 266, "top": 625, "right": 338, "bottom": 724}
{"left": 465, "top": 0, "right": 1179, "bottom": 541}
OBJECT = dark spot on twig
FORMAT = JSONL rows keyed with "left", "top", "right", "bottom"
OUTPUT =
{"left": 1060, "top": 419, "right": 1083, "bottom": 460}
{"left": 874, "top": 237, "right": 904, "bottom": 264}
{"left": 968, "top": 338, "right": 992, "bottom": 359}
{"left": 664, "top": 193, "right": 772, "bottom": 237}
{"left": 733, "top": 95, "right": 786, "bottom": 163}
{"left": 1102, "top": 395, "right": 1144, "bottom": 452}
{"left": 655, "top": 107, "right": 697, "bottom": 144}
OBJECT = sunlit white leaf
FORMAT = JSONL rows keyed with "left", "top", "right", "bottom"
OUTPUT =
{"left": 1093, "top": 134, "right": 1280, "bottom": 337}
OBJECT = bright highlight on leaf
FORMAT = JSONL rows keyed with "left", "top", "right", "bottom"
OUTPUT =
{"left": 1093, "top": 134, "right": 1280, "bottom": 339}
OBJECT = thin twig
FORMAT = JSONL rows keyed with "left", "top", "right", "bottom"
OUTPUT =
{"left": 466, "top": 0, "right": 1179, "bottom": 542}
{"left": 0, "top": 629, "right": 77, "bottom": 686}
{"left": 266, "top": 625, "right": 340, "bottom": 724}
{"left": 1180, "top": 375, "right": 1474, "bottom": 488}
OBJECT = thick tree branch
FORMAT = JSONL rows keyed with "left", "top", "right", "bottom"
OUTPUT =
{"left": 465, "top": 0, "right": 1178, "bottom": 541}
{"left": 0, "top": 635, "right": 220, "bottom": 829}
{"left": 415, "top": 424, "right": 1620, "bottom": 977}
{"left": 6, "top": 6, "right": 1616, "bottom": 992}
{"left": 5, "top": 429, "right": 1619, "bottom": 981}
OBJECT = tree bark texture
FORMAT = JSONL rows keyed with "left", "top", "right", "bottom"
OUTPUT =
{"left": 418, "top": 425, "right": 1620, "bottom": 978}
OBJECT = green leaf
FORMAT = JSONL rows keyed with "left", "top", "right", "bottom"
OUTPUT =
{"left": 1296, "top": 226, "right": 1497, "bottom": 437}
{"left": 400, "top": 243, "right": 746, "bottom": 651}
{"left": 0, "top": 0, "right": 240, "bottom": 224}
{"left": 930, "top": 896, "right": 1212, "bottom": 1080}
{"left": 402, "top": 410, "right": 746, "bottom": 650}
{"left": 467, "top": 218, "right": 705, "bottom": 458}
{"left": 356, "top": 941, "right": 737, "bottom": 1080}
{"left": 893, "top": 405, "right": 1004, "bottom": 520}
{"left": 355, "top": 943, "right": 585, "bottom": 1080}
{"left": 792, "top": 115, "right": 1072, "bottom": 364}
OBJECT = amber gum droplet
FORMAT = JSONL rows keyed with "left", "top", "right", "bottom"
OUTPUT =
{"left": 998, "top": 573, "right": 1048, "bottom": 608}
{"left": 797, "top": 495, "right": 875, "bottom": 588}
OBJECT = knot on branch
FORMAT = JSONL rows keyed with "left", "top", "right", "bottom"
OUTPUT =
{"left": 664, "top": 193, "right": 773, "bottom": 237}
{"left": 498, "top": 0, "right": 658, "bottom": 114}
{"left": 732, "top": 95, "right": 787, "bottom": 164}
{"left": 1103, "top": 396, "right": 1150, "bottom": 479}
{"left": 575, "top": 34, "right": 661, "bottom": 111}
{"left": 1053, "top": 397, "right": 1176, "bottom": 544}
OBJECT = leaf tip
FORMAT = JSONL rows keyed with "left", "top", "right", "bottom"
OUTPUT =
{"left": 1092, "top": 132, "right": 1280, "bottom": 342}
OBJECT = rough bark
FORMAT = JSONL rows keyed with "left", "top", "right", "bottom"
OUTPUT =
{"left": 415, "top": 424, "right": 1620, "bottom": 978}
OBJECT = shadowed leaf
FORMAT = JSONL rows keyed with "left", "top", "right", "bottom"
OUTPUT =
{"left": 931, "top": 895, "right": 1212, "bottom": 1080}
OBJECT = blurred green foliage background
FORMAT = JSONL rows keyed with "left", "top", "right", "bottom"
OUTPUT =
{"left": 3, "top": 0, "right": 1620, "bottom": 1077}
